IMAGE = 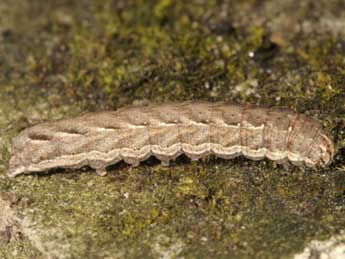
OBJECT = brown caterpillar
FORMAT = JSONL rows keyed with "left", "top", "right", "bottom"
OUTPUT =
{"left": 8, "top": 102, "right": 334, "bottom": 177}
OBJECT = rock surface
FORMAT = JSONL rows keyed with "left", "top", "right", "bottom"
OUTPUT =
{"left": 1, "top": 0, "right": 345, "bottom": 258}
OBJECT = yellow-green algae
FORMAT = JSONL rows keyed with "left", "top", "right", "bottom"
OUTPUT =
{"left": 1, "top": 0, "right": 345, "bottom": 258}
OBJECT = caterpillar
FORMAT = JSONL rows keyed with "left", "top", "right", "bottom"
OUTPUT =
{"left": 8, "top": 102, "right": 334, "bottom": 177}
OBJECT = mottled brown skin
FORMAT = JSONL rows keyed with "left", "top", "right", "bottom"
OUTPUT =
{"left": 8, "top": 102, "right": 334, "bottom": 177}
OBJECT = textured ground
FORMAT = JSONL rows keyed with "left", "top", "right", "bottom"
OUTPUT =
{"left": 0, "top": 0, "right": 345, "bottom": 258}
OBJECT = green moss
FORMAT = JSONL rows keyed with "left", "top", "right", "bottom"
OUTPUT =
{"left": 1, "top": 0, "right": 345, "bottom": 258}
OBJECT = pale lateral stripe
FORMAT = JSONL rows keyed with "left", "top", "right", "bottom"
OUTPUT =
{"left": 9, "top": 143, "right": 313, "bottom": 178}
{"left": 29, "top": 139, "right": 50, "bottom": 143}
